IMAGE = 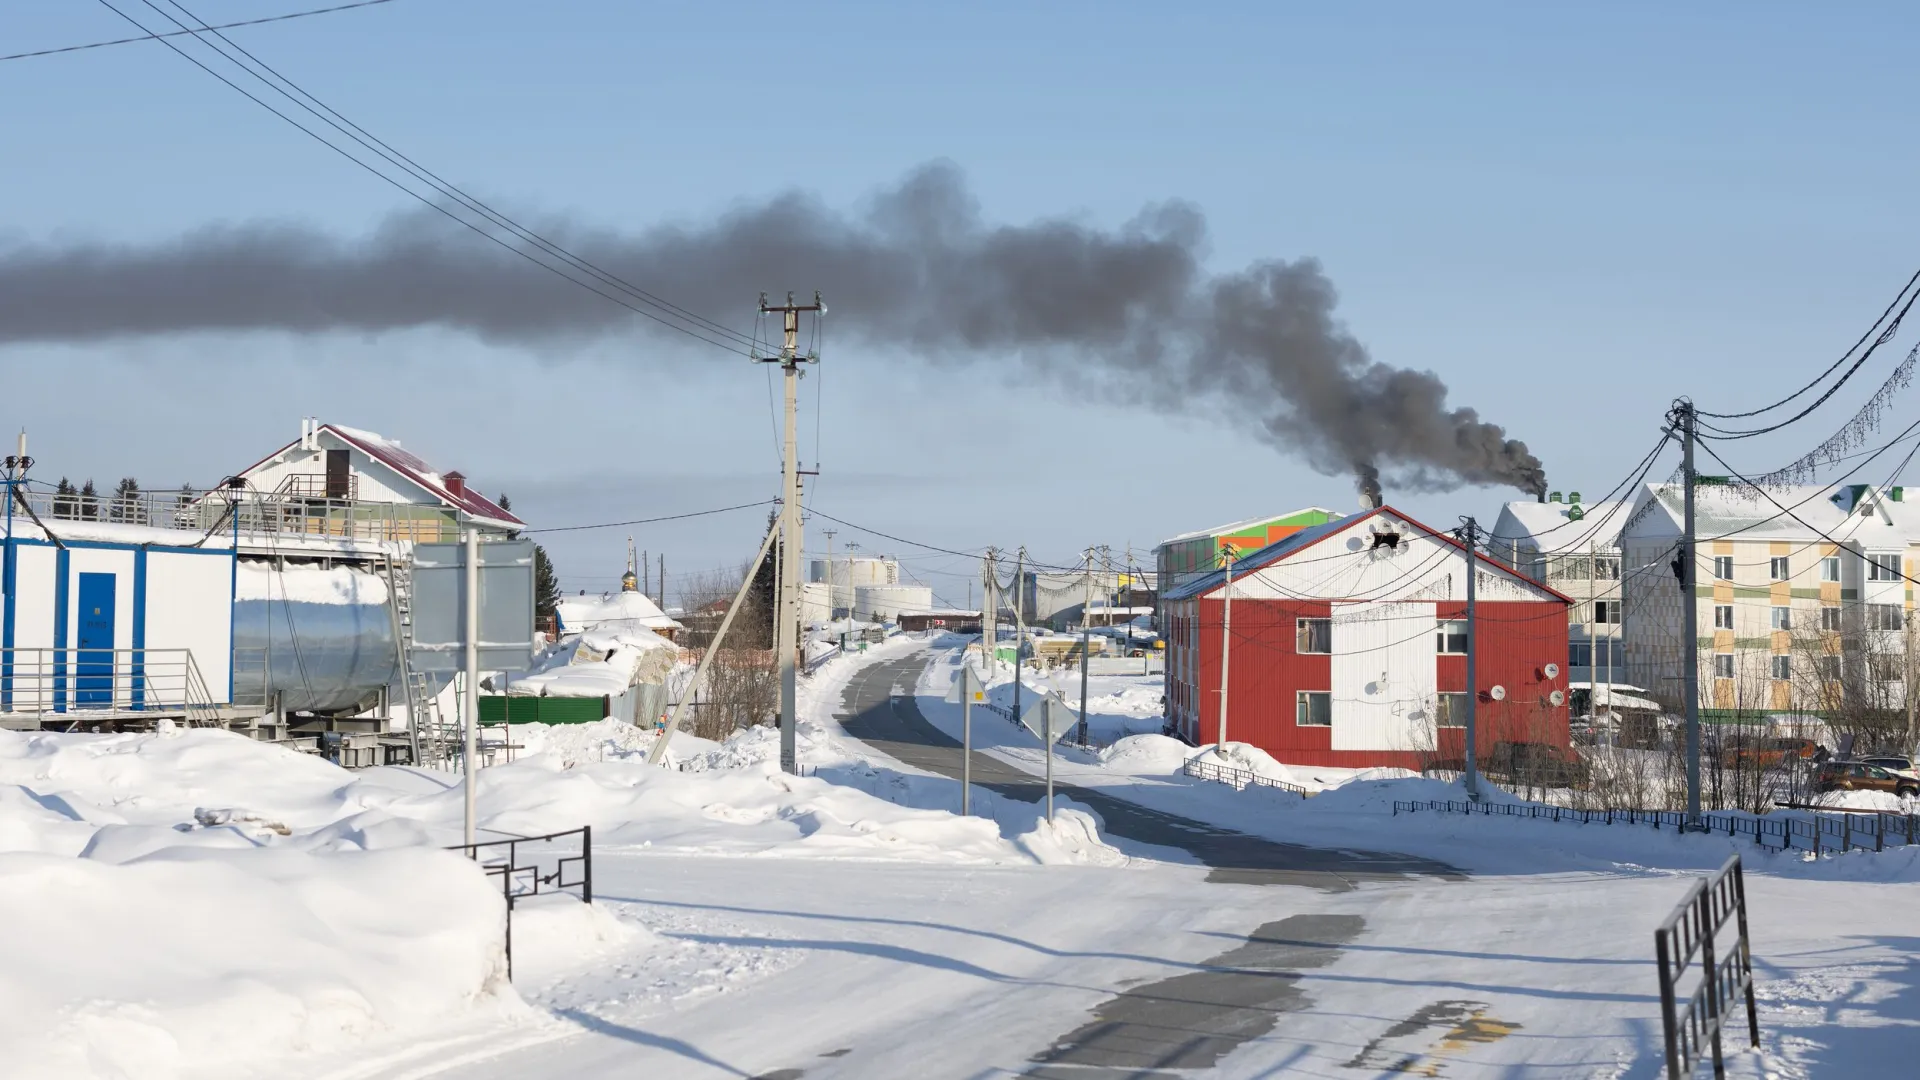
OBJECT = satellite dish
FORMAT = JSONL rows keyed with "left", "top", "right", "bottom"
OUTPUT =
{"left": 1488, "top": 684, "right": 1507, "bottom": 701}
{"left": 1358, "top": 492, "right": 1377, "bottom": 510}
{"left": 1549, "top": 689, "right": 1567, "bottom": 707}
{"left": 1543, "top": 663, "right": 1560, "bottom": 679}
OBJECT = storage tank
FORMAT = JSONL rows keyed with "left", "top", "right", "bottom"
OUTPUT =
{"left": 800, "top": 581, "right": 833, "bottom": 627}
{"left": 853, "top": 584, "right": 933, "bottom": 624}
{"left": 811, "top": 556, "right": 899, "bottom": 613}
{"left": 231, "top": 562, "right": 406, "bottom": 715}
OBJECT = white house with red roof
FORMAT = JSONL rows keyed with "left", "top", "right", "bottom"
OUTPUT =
{"left": 233, "top": 419, "right": 523, "bottom": 539}
{"left": 1162, "top": 505, "right": 1572, "bottom": 770}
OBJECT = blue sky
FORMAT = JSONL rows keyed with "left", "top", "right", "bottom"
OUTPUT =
{"left": 4, "top": 2, "right": 1918, "bottom": 604}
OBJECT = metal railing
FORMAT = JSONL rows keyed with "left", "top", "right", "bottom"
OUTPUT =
{"left": 1656, "top": 855, "right": 1759, "bottom": 1079}
{"left": 15, "top": 485, "right": 464, "bottom": 544}
{"left": 0, "top": 646, "right": 220, "bottom": 724}
{"left": 1183, "top": 755, "right": 1309, "bottom": 797}
{"left": 1391, "top": 798, "right": 1920, "bottom": 856}
{"left": 446, "top": 825, "right": 593, "bottom": 980}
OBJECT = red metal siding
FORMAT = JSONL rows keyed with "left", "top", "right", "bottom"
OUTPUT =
{"left": 1183, "top": 595, "right": 1568, "bottom": 770}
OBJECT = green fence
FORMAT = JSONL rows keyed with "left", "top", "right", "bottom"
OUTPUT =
{"left": 479, "top": 695, "right": 610, "bottom": 726}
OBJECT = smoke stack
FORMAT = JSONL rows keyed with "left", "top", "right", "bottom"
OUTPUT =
{"left": 1357, "top": 464, "right": 1384, "bottom": 509}
{"left": 444, "top": 470, "right": 466, "bottom": 498}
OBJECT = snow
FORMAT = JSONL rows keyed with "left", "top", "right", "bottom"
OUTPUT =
{"left": 236, "top": 560, "right": 390, "bottom": 605}
{"left": 556, "top": 591, "right": 684, "bottom": 634}
{"left": 508, "top": 626, "right": 675, "bottom": 698}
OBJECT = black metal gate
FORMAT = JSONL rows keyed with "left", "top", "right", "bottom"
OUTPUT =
{"left": 1654, "top": 854, "right": 1759, "bottom": 1079}
{"left": 446, "top": 825, "right": 593, "bottom": 980}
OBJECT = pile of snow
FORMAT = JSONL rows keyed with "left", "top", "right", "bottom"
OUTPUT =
{"left": 1099, "top": 733, "right": 1196, "bottom": 774}
{"left": 509, "top": 626, "right": 677, "bottom": 698}
{"left": 556, "top": 591, "right": 683, "bottom": 634}
{"left": 0, "top": 845, "right": 513, "bottom": 1080}
{"left": 1190, "top": 742, "right": 1303, "bottom": 786}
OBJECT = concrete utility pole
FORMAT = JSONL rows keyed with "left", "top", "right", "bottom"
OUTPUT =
{"left": 658, "top": 553, "right": 665, "bottom": 612}
{"left": 1078, "top": 546, "right": 1095, "bottom": 745}
{"left": 1459, "top": 516, "right": 1481, "bottom": 800}
{"left": 983, "top": 548, "right": 999, "bottom": 670}
{"left": 822, "top": 528, "right": 837, "bottom": 620}
{"left": 1012, "top": 547, "right": 1028, "bottom": 723}
{"left": 1672, "top": 399, "right": 1703, "bottom": 824}
{"left": 462, "top": 527, "right": 480, "bottom": 846}
{"left": 1216, "top": 542, "right": 1235, "bottom": 757}
{"left": 755, "top": 291, "right": 824, "bottom": 776}
{"left": 1906, "top": 610, "right": 1917, "bottom": 760}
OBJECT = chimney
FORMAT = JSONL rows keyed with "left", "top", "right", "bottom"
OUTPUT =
{"left": 445, "top": 471, "right": 467, "bottom": 498}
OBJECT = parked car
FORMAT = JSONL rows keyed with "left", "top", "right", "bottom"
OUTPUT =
{"left": 1486, "top": 741, "right": 1589, "bottom": 788}
{"left": 1860, "top": 756, "right": 1920, "bottom": 784}
{"left": 1816, "top": 761, "right": 1920, "bottom": 797}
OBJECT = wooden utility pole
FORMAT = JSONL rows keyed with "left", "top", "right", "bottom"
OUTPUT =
{"left": 1673, "top": 399, "right": 1702, "bottom": 823}
{"left": 754, "top": 291, "right": 824, "bottom": 776}
{"left": 1459, "top": 516, "right": 1482, "bottom": 799}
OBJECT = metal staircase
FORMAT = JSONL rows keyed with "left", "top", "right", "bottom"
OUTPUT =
{"left": 382, "top": 554, "right": 460, "bottom": 767}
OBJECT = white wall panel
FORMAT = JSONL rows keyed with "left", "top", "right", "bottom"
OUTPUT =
{"left": 1223, "top": 515, "right": 1556, "bottom": 604}
{"left": 146, "top": 551, "right": 235, "bottom": 704}
{"left": 1330, "top": 601, "right": 1437, "bottom": 752}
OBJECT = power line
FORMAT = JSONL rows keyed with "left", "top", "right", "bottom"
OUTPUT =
{"left": 91, "top": 0, "right": 756, "bottom": 356}
{"left": 1697, "top": 268, "right": 1920, "bottom": 420}
{"left": 521, "top": 499, "right": 778, "bottom": 535}
{"left": 2, "top": 0, "right": 395, "bottom": 62}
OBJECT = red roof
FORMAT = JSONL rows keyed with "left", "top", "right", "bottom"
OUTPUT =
{"left": 322, "top": 425, "right": 523, "bottom": 526}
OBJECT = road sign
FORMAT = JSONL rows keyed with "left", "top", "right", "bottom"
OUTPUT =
{"left": 410, "top": 539, "right": 537, "bottom": 673}
{"left": 1020, "top": 691, "right": 1076, "bottom": 745}
{"left": 945, "top": 665, "right": 986, "bottom": 705}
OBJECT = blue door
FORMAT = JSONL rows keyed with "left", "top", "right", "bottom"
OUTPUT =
{"left": 75, "top": 573, "right": 116, "bottom": 707}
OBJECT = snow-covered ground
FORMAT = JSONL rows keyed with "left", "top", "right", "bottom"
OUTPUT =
{"left": 4, "top": 634, "right": 1918, "bottom": 1077}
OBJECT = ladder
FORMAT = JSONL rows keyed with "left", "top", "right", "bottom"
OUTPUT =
{"left": 381, "top": 553, "right": 459, "bottom": 768}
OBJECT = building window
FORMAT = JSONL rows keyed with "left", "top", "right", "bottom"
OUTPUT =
{"left": 1550, "top": 556, "right": 1591, "bottom": 581}
{"left": 1713, "top": 556, "right": 1734, "bottom": 580}
{"left": 1713, "top": 605, "right": 1734, "bottom": 630}
{"left": 1435, "top": 692, "right": 1468, "bottom": 728}
{"left": 1593, "top": 556, "right": 1621, "bottom": 581}
{"left": 1436, "top": 619, "right": 1468, "bottom": 654}
{"left": 1822, "top": 606, "right": 1843, "bottom": 631}
{"left": 1770, "top": 556, "right": 1790, "bottom": 581}
{"left": 1868, "top": 604, "right": 1904, "bottom": 631}
{"left": 1296, "top": 618, "right": 1332, "bottom": 654}
{"left": 1871, "top": 654, "right": 1903, "bottom": 683}
{"left": 1822, "top": 556, "right": 1842, "bottom": 583}
{"left": 1819, "top": 656, "right": 1840, "bottom": 682}
{"left": 1770, "top": 606, "right": 1792, "bottom": 631}
{"left": 1869, "top": 554, "right": 1903, "bottom": 582}
{"left": 1570, "top": 642, "right": 1592, "bottom": 668}
{"left": 1296, "top": 691, "right": 1332, "bottom": 727}
{"left": 1594, "top": 600, "right": 1620, "bottom": 625}
{"left": 1713, "top": 654, "right": 1734, "bottom": 679}
{"left": 1771, "top": 655, "right": 1791, "bottom": 680}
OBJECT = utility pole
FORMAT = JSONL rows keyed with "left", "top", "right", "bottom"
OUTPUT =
{"left": 822, "top": 528, "right": 837, "bottom": 622}
{"left": 643, "top": 548, "right": 650, "bottom": 597}
{"left": 983, "top": 548, "right": 999, "bottom": 670}
{"left": 2, "top": 431, "right": 27, "bottom": 712}
{"left": 462, "top": 527, "right": 480, "bottom": 846}
{"left": 1012, "top": 547, "right": 1027, "bottom": 723}
{"left": 1216, "top": 542, "right": 1235, "bottom": 757}
{"left": 1078, "top": 546, "right": 1095, "bottom": 745}
{"left": 1906, "top": 610, "right": 1918, "bottom": 759}
{"left": 1459, "top": 516, "right": 1481, "bottom": 799}
{"left": 1672, "top": 399, "right": 1702, "bottom": 824}
{"left": 755, "top": 291, "right": 824, "bottom": 776}
{"left": 658, "top": 553, "right": 665, "bottom": 612}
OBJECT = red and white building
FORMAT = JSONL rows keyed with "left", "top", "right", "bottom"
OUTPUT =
{"left": 1163, "top": 506, "right": 1572, "bottom": 769}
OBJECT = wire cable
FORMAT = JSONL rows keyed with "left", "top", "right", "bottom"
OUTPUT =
{"left": 1698, "top": 267, "right": 1920, "bottom": 420}
{"left": 521, "top": 499, "right": 778, "bottom": 535}
{"left": 3, "top": 0, "right": 395, "bottom": 62}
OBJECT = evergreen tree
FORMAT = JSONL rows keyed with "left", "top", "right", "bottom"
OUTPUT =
{"left": 53, "top": 478, "right": 76, "bottom": 519}
{"left": 111, "top": 477, "right": 141, "bottom": 523}
{"left": 745, "top": 509, "right": 781, "bottom": 649}
{"left": 497, "top": 493, "right": 511, "bottom": 513}
{"left": 78, "top": 479, "right": 98, "bottom": 520}
{"left": 533, "top": 544, "right": 561, "bottom": 625}
{"left": 176, "top": 483, "right": 198, "bottom": 527}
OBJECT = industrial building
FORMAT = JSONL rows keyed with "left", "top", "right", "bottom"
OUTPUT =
{"left": 1162, "top": 507, "right": 1571, "bottom": 770}
{"left": 1, "top": 418, "right": 531, "bottom": 757}
{"left": 1019, "top": 567, "right": 1157, "bottom": 631}
{"left": 809, "top": 554, "right": 899, "bottom": 617}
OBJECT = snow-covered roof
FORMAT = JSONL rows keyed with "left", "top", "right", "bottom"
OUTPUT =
{"left": 895, "top": 609, "right": 984, "bottom": 619}
{"left": 1620, "top": 481, "right": 1920, "bottom": 547}
{"left": 1157, "top": 508, "right": 1344, "bottom": 546}
{"left": 556, "top": 590, "right": 685, "bottom": 634}
{"left": 1492, "top": 499, "right": 1628, "bottom": 554}
{"left": 235, "top": 422, "right": 523, "bottom": 529}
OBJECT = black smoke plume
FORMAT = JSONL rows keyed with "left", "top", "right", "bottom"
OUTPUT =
{"left": 0, "top": 162, "right": 1546, "bottom": 498}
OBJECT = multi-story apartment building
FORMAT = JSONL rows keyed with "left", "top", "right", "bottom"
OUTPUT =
{"left": 1620, "top": 481, "right": 1917, "bottom": 716}
{"left": 1491, "top": 491, "right": 1626, "bottom": 687}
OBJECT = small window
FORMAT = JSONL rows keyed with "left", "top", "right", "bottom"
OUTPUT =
{"left": 1818, "top": 656, "right": 1840, "bottom": 682}
{"left": 1868, "top": 604, "right": 1904, "bottom": 631}
{"left": 1770, "top": 606, "right": 1792, "bottom": 631}
{"left": 1770, "top": 556, "right": 1790, "bottom": 581}
{"left": 1771, "top": 655, "right": 1791, "bottom": 680}
{"left": 1296, "top": 691, "right": 1332, "bottom": 727}
{"left": 1821, "top": 606, "right": 1842, "bottom": 631}
{"left": 1871, "top": 654, "right": 1903, "bottom": 682}
{"left": 1296, "top": 618, "right": 1332, "bottom": 654}
{"left": 1435, "top": 692, "right": 1468, "bottom": 729}
{"left": 1594, "top": 600, "right": 1620, "bottom": 625}
{"left": 1436, "top": 619, "right": 1468, "bottom": 654}
{"left": 1713, "top": 654, "right": 1734, "bottom": 679}
{"left": 1713, "top": 556, "right": 1735, "bottom": 580}
{"left": 1821, "top": 556, "right": 1842, "bottom": 583}
{"left": 1713, "top": 605, "right": 1734, "bottom": 630}
{"left": 1593, "top": 556, "right": 1621, "bottom": 581}
{"left": 1869, "top": 553, "right": 1903, "bottom": 582}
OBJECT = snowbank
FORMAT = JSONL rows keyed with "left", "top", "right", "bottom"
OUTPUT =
{"left": 0, "top": 846, "right": 513, "bottom": 1080}
{"left": 509, "top": 626, "right": 676, "bottom": 698}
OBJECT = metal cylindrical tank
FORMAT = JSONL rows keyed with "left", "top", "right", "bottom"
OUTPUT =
{"left": 800, "top": 581, "right": 832, "bottom": 627}
{"left": 854, "top": 584, "right": 933, "bottom": 624}
{"left": 231, "top": 562, "right": 402, "bottom": 715}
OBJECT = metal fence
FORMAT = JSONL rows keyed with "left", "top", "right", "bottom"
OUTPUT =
{"left": 446, "top": 825, "right": 593, "bottom": 980}
{"left": 1183, "top": 755, "right": 1309, "bottom": 797}
{"left": 1655, "top": 855, "right": 1759, "bottom": 1079}
{"left": 17, "top": 484, "right": 463, "bottom": 544}
{"left": 1391, "top": 798, "right": 1920, "bottom": 856}
{"left": 0, "top": 646, "right": 220, "bottom": 725}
